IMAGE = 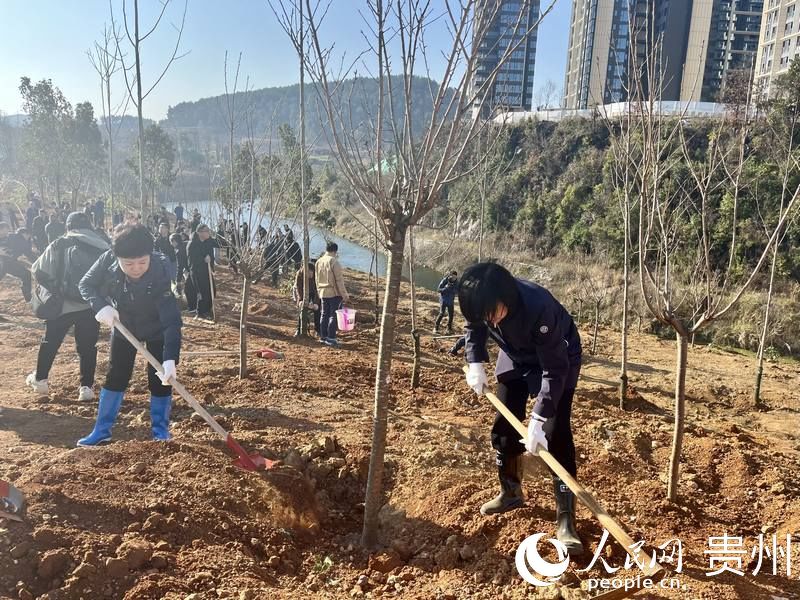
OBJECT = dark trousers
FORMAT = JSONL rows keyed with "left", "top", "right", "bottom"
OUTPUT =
{"left": 105, "top": 331, "right": 172, "bottom": 396}
{"left": 36, "top": 309, "right": 99, "bottom": 386}
{"left": 184, "top": 275, "right": 197, "bottom": 311}
{"left": 297, "top": 307, "right": 321, "bottom": 335}
{"left": 492, "top": 376, "right": 578, "bottom": 477}
{"left": 320, "top": 296, "right": 342, "bottom": 340}
{"left": 435, "top": 301, "right": 454, "bottom": 329}
{"left": 190, "top": 268, "right": 214, "bottom": 316}
{"left": 1, "top": 258, "right": 32, "bottom": 301}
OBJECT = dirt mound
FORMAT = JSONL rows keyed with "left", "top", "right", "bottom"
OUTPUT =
{"left": 1, "top": 441, "right": 318, "bottom": 599}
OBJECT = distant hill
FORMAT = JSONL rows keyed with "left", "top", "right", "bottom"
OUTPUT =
{"left": 164, "top": 75, "right": 454, "bottom": 149}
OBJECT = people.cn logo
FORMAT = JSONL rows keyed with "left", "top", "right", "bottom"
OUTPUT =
{"left": 515, "top": 533, "right": 570, "bottom": 586}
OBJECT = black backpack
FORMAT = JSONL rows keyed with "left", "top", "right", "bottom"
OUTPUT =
{"left": 61, "top": 238, "right": 105, "bottom": 301}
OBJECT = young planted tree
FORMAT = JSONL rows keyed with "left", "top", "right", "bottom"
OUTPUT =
{"left": 281, "top": 0, "right": 555, "bottom": 546}
{"left": 753, "top": 60, "right": 800, "bottom": 405}
{"left": 215, "top": 54, "right": 296, "bottom": 377}
{"left": 88, "top": 17, "right": 127, "bottom": 222}
{"left": 115, "top": 0, "right": 187, "bottom": 217}
{"left": 624, "top": 47, "right": 800, "bottom": 501}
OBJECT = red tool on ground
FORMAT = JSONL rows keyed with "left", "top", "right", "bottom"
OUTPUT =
{"left": 114, "top": 319, "right": 275, "bottom": 471}
{"left": 256, "top": 347, "right": 285, "bottom": 360}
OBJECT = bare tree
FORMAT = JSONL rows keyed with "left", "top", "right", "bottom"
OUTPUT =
{"left": 215, "top": 54, "right": 295, "bottom": 378}
{"left": 88, "top": 5, "right": 127, "bottom": 226}
{"left": 753, "top": 63, "right": 800, "bottom": 405}
{"left": 115, "top": 0, "right": 188, "bottom": 217}
{"left": 277, "top": 0, "right": 555, "bottom": 547}
{"left": 624, "top": 46, "right": 800, "bottom": 501}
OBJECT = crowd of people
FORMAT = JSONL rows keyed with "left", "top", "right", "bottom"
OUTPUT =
{"left": 2, "top": 196, "right": 588, "bottom": 554}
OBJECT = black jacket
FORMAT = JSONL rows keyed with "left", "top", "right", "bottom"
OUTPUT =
{"left": 79, "top": 251, "right": 182, "bottom": 361}
{"left": 465, "top": 278, "right": 581, "bottom": 419}
{"left": 174, "top": 241, "right": 188, "bottom": 280}
{"left": 154, "top": 235, "right": 177, "bottom": 263}
{"left": 0, "top": 233, "right": 35, "bottom": 261}
{"left": 186, "top": 236, "right": 217, "bottom": 273}
{"left": 45, "top": 220, "right": 65, "bottom": 243}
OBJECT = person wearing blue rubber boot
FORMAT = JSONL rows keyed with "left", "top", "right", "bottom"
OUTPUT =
{"left": 77, "top": 223, "right": 182, "bottom": 446}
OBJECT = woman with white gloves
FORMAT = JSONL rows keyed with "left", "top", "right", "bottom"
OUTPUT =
{"left": 76, "top": 223, "right": 182, "bottom": 446}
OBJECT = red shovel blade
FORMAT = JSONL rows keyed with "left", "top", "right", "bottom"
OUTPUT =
{"left": 225, "top": 434, "right": 276, "bottom": 471}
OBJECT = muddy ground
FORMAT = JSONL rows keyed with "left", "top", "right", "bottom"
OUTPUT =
{"left": 1, "top": 267, "right": 799, "bottom": 600}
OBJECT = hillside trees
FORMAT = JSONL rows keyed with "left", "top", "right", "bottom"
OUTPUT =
{"left": 127, "top": 124, "right": 177, "bottom": 211}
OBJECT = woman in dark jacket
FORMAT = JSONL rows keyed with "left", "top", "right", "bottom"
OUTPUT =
{"left": 77, "top": 223, "right": 182, "bottom": 446}
{"left": 186, "top": 224, "right": 217, "bottom": 320}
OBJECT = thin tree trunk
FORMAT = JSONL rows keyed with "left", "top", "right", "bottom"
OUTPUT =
{"left": 134, "top": 0, "right": 146, "bottom": 218}
{"left": 591, "top": 301, "right": 600, "bottom": 355}
{"left": 299, "top": 0, "right": 309, "bottom": 337}
{"left": 362, "top": 226, "right": 407, "bottom": 549}
{"left": 619, "top": 225, "right": 629, "bottom": 409}
{"left": 667, "top": 332, "right": 689, "bottom": 501}
{"left": 106, "top": 76, "right": 114, "bottom": 230}
{"left": 754, "top": 243, "right": 779, "bottom": 406}
{"left": 374, "top": 216, "right": 380, "bottom": 325}
{"left": 239, "top": 277, "right": 250, "bottom": 379}
{"left": 409, "top": 228, "right": 419, "bottom": 389}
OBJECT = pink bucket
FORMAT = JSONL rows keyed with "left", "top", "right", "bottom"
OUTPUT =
{"left": 336, "top": 307, "right": 356, "bottom": 332}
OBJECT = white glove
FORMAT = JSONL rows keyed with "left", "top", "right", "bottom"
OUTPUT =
{"left": 524, "top": 414, "right": 549, "bottom": 455}
{"left": 204, "top": 255, "right": 212, "bottom": 264}
{"left": 159, "top": 360, "right": 176, "bottom": 385}
{"left": 95, "top": 305, "right": 119, "bottom": 328}
{"left": 466, "top": 362, "right": 488, "bottom": 395}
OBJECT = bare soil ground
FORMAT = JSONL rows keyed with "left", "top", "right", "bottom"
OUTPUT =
{"left": 2, "top": 267, "right": 800, "bottom": 600}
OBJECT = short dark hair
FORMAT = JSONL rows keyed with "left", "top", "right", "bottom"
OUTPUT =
{"left": 458, "top": 262, "right": 520, "bottom": 323}
{"left": 112, "top": 223, "right": 154, "bottom": 258}
{"left": 326, "top": 241, "right": 338, "bottom": 253}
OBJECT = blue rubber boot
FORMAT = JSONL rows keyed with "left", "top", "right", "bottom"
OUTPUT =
{"left": 150, "top": 395, "right": 172, "bottom": 441}
{"left": 77, "top": 388, "right": 124, "bottom": 447}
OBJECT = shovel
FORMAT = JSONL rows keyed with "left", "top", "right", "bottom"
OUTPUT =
{"left": 114, "top": 319, "right": 275, "bottom": 471}
{"left": 207, "top": 261, "right": 216, "bottom": 323}
{"left": 0, "top": 479, "right": 24, "bottom": 522}
{"left": 464, "top": 367, "right": 666, "bottom": 595}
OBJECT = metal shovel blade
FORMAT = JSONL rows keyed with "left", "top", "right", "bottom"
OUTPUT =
{"left": 0, "top": 480, "right": 24, "bottom": 514}
{"left": 225, "top": 434, "right": 277, "bottom": 471}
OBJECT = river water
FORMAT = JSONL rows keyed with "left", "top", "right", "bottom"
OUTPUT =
{"left": 166, "top": 201, "right": 443, "bottom": 292}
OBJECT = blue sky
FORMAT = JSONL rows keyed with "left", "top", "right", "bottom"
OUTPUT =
{"left": 0, "top": 0, "right": 571, "bottom": 120}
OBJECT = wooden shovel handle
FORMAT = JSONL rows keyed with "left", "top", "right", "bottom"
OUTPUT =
{"left": 113, "top": 319, "right": 228, "bottom": 440}
{"left": 463, "top": 366, "right": 664, "bottom": 579}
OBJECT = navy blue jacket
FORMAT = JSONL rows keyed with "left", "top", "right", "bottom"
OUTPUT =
{"left": 438, "top": 276, "right": 458, "bottom": 304}
{"left": 465, "top": 278, "right": 581, "bottom": 418}
{"left": 79, "top": 250, "right": 182, "bottom": 362}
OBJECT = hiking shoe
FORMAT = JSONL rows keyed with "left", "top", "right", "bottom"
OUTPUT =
{"left": 25, "top": 373, "right": 49, "bottom": 395}
{"left": 324, "top": 338, "right": 340, "bottom": 349}
{"left": 78, "top": 386, "right": 95, "bottom": 402}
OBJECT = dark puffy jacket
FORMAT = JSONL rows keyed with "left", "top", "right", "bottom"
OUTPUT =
{"left": 154, "top": 235, "right": 177, "bottom": 263}
{"left": 79, "top": 251, "right": 182, "bottom": 361}
{"left": 186, "top": 236, "right": 217, "bottom": 273}
{"left": 464, "top": 278, "right": 581, "bottom": 419}
{"left": 0, "top": 233, "right": 35, "bottom": 260}
{"left": 438, "top": 276, "right": 458, "bottom": 304}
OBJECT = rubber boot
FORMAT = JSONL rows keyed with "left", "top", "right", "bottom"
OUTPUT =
{"left": 480, "top": 453, "right": 525, "bottom": 515}
{"left": 77, "top": 388, "right": 124, "bottom": 447}
{"left": 150, "top": 395, "right": 172, "bottom": 441}
{"left": 553, "top": 476, "right": 585, "bottom": 556}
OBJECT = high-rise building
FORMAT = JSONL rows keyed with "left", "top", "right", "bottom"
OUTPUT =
{"left": 473, "top": 1, "right": 540, "bottom": 115}
{"left": 753, "top": 0, "right": 800, "bottom": 96}
{"left": 681, "top": 0, "right": 763, "bottom": 101}
{"left": 563, "top": 0, "right": 762, "bottom": 108}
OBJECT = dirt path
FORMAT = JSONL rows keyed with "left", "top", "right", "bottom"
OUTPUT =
{"left": 1, "top": 268, "right": 799, "bottom": 599}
